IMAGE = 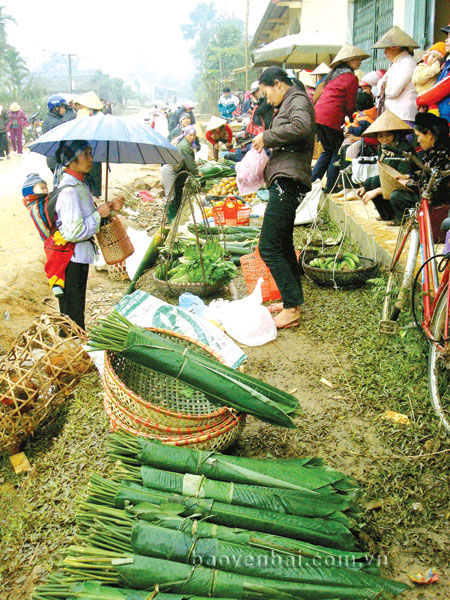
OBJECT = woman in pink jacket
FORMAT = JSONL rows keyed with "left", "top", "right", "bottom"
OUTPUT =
{"left": 7, "top": 102, "right": 28, "bottom": 155}
{"left": 312, "top": 44, "right": 369, "bottom": 193}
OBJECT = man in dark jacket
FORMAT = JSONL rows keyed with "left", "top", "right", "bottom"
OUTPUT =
{"left": 42, "top": 94, "right": 75, "bottom": 172}
{"left": 0, "top": 103, "right": 10, "bottom": 159}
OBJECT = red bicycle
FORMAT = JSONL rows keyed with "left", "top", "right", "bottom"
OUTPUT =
{"left": 379, "top": 145, "right": 450, "bottom": 433}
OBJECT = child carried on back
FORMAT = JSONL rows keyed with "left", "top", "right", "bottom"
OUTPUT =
{"left": 22, "top": 173, "right": 75, "bottom": 297}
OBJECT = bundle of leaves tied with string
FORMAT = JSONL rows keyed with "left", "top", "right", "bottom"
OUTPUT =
{"left": 88, "top": 311, "right": 301, "bottom": 428}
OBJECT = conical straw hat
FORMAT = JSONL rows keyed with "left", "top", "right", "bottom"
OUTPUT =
{"left": 372, "top": 26, "right": 419, "bottom": 49}
{"left": 312, "top": 62, "right": 330, "bottom": 75}
{"left": 206, "top": 116, "right": 227, "bottom": 133}
{"left": 299, "top": 70, "right": 317, "bottom": 88}
{"left": 330, "top": 44, "right": 370, "bottom": 67}
{"left": 74, "top": 91, "right": 104, "bottom": 110}
{"left": 378, "top": 162, "right": 410, "bottom": 198}
{"left": 362, "top": 109, "right": 412, "bottom": 137}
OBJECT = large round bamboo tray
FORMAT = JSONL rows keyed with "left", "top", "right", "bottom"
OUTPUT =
{"left": 0, "top": 314, "right": 94, "bottom": 453}
{"left": 104, "top": 394, "right": 244, "bottom": 452}
{"left": 102, "top": 327, "right": 241, "bottom": 429}
{"left": 303, "top": 255, "right": 377, "bottom": 287}
{"left": 378, "top": 162, "right": 410, "bottom": 199}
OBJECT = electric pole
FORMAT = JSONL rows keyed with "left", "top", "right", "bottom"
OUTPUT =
{"left": 245, "top": 0, "right": 250, "bottom": 90}
{"left": 63, "top": 54, "right": 77, "bottom": 93}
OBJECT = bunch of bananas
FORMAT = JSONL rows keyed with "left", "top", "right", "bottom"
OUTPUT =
{"left": 309, "top": 253, "right": 360, "bottom": 271}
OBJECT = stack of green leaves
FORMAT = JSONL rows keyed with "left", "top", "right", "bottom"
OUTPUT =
{"left": 155, "top": 239, "right": 237, "bottom": 285}
{"left": 88, "top": 312, "right": 302, "bottom": 428}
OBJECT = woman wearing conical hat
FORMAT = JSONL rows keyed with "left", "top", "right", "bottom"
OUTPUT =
{"left": 312, "top": 43, "right": 370, "bottom": 193}
{"left": 356, "top": 110, "right": 416, "bottom": 222}
{"left": 372, "top": 26, "right": 419, "bottom": 126}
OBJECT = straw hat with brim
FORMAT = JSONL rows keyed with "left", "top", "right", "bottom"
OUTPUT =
{"left": 312, "top": 62, "right": 331, "bottom": 75}
{"left": 299, "top": 71, "right": 317, "bottom": 89}
{"left": 361, "top": 109, "right": 412, "bottom": 137}
{"left": 10, "top": 102, "right": 20, "bottom": 111}
{"left": 372, "top": 26, "right": 419, "bottom": 49}
{"left": 206, "top": 116, "right": 228, "bottom": 133}
{"left": 74, "top": 91, "right": 104, "bottom": 110}
{"left": 378, "top": 162, "right": 410, "bottom": 198}
{"left": 330, "top": 44, "right": 370, "bottom": 67}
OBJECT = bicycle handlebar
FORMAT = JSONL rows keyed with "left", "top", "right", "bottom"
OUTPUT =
{"left": 382, "top": 144, "right": 431, "bottom": 174}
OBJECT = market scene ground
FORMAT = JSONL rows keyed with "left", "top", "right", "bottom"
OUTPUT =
{"left": 1, "top": 1, "right": 450, "bottom": 600}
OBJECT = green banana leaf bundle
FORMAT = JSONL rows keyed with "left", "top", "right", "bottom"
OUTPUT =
{"left": 32, "top": 576, "right": 239, "bottom": 600}
{"left": 88, "top": 312, "right": 301, "bottom": 428}
{"left": 107, "top": 435, "right": 358, "bottom": 497}
{"left": 61, "top": 547, "right": 408, "bottom": 599}
{"left": 76, "top": 515, "right": 405, "bottom": 597}
{"left": 114, "top": 463, "right": 354, "bottom": 523}
{"left": 77, "top": 501, "right": 374, "bottom": 571}
{"left": 88, "top": 477, "right": 356, "bottom": 550}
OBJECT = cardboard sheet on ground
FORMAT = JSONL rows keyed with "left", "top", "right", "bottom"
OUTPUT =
{"left": 294, "top": 179, "right": 323, "bottom": 225}
{"left": 115, "top": 290, "right": 247, "bottom": 368}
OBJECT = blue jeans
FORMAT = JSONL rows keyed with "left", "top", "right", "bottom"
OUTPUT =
{"left": 312, "top": 124, "right": 344, "bottom": 191}
{"left": 259, "top": 178, "right": 305, "bottom": 308}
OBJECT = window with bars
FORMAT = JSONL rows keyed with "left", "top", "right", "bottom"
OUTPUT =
{"left": 352, "top": 0, "right": 394, "bottom": 72}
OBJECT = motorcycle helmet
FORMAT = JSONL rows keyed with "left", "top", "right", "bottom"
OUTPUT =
{"left": 47, "top": 94, "right": 68, "bottom": 111}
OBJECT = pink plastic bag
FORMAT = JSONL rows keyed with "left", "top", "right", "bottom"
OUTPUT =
{"left": 236, "top": 147, "right": 269, "bottom": 195}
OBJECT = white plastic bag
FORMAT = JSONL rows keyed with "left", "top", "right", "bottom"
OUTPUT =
{"left": 205, "top": 279, "right": 277, "bottom": 346}
{"left": 294, "top": 179, "right": 324, "bottom": 225}
{"left": 236, "top": 147, "right": 269, "bottom": 196}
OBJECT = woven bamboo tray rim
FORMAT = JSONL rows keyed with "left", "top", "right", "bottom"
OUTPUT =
{"left": 302, "top": 255, "right": 377, "bottom": 287}
{"left": 152, "top": 273, "right": 227, "bottom": 298}
{"left": 104, "top": 352, "right": 230, "bottom": 423}
{"left": 103, "top": 383, "right": 237, "bottom": 435}
{"left": 104, "top": 395, "right": 243, "bottom": 451}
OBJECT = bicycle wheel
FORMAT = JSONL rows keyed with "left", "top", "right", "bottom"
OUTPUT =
{"left": 428, "top": 285, "right": 450, "bottom": 434}
{"left": 381, "top": 218, "right": 416, "bottom": 327}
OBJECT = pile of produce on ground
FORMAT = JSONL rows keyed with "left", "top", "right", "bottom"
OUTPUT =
{"left": 308, "top": 253, "right": 361, "bottom": 271}
{"left": 32, "top": 435, "right": 410, "bottom": 599}
{"left": 186, "top": 224, "right": 260, "bottom": 264}
{"left": 206, "top": 175, "right": 258, "bottom": 202}
{"left": 155, "top": 238, "right": 237, "bottom": 284}
{"left": 197, "top": 160, "right": 236, "bottom": 191}
{"left": 88, "top": 311, "right": 301, "bottom": 428}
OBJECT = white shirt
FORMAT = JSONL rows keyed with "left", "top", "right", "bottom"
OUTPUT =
{"left": 375, "top": 51, "right": 418, "bottom": 122}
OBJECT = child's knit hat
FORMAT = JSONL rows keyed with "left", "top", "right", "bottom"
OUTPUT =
{"left": 22, "top": 173, "right": 46, "bottom": 197}
{"left": 426, "top": 42, "right": 446, "bottom": 58}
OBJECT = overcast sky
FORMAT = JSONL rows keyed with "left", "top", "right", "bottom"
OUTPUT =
{"left": 3, "top": 0, "right": 267, "bottom": 81}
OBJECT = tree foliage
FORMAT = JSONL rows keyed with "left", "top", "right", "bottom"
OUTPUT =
{"left": 181, "top": 4, "right": 248, "bottom": 111}
{"left": 89, "top": 70, "right": 134, "bottom": 107}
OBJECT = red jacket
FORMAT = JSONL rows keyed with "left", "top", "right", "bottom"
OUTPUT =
{"left": 315, "top": 72, "right": 359, "bottom": 131}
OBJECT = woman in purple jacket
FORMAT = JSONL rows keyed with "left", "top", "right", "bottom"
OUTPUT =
{"left": 312, "top": 44, "right": 369, "bottom": 193}
{"left": 7, "top": 102, "right": 28, "bottom": 155}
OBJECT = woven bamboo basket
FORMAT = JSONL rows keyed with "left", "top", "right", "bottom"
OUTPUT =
{"left": 152, "top": 272, "right": 227, "bottom": 298}
{"left": 378, "top": 162, "right": 410, "bottom": 199}
{"left": 102, "top": 327, "right": 242, "bottom": 430}
{"left": 303, "top": 255, "right": 377, "bottom": 287}
{"left": 103, "top": 393, "right": 244, "bottom": 451}
{"left": 96, "top": 216, "right": 135, "bottom": 265}
{"left": 107, "top": 259, "right": 130, "bottom": 281}
{"left": 0, "top": 314, "right": 94, "bottom": 453}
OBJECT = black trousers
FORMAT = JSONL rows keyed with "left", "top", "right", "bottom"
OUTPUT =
{"left": 0, "top": 131, "right": 9, "bottom": 156}
{"left": 58, "top": 261, "right": 89, "bottom": 330}
{"left": 259, "top": 178, "right": 305, "bottom": 308}
{"left": 363, "top": 176, "right": 395, "bottom": 220}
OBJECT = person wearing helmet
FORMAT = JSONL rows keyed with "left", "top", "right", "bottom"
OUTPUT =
{"left": 43, "top": 95, "right": 75, "bottom": 172}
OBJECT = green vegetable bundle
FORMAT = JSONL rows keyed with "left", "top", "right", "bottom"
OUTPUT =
{"left": 188, "top": 224, "right": 261, "bottom": 243}
{"left": 61, "top": 547, "right": 405, "bottom": 599}
{"left": 88, "top": 312, "right": 301, "bottom": 428}
{"left": 114, "top": 463, "right": 353, "bottom": 522}
{"left": 77, "top": 500, "right": 372, "bottom": 570}
{"left": 87, "top": 476, "right": 356, "bottom": 550}
{"left": 155, "top": 239, "right": 237, "bottom": 285}
{"left": 107, "top": 435, "right": 358, "bottom": 496}
{"left": 76, "top": 516, "right": 405, "bottom": 596}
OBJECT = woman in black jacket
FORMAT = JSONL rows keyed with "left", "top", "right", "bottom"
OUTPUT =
{"left": 252, "top": 66, "right": 315, "bottom": 328}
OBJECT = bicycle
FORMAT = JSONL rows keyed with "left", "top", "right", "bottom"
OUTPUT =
{"left": 379, "top": 145, "right": 450, "bottom": 433}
